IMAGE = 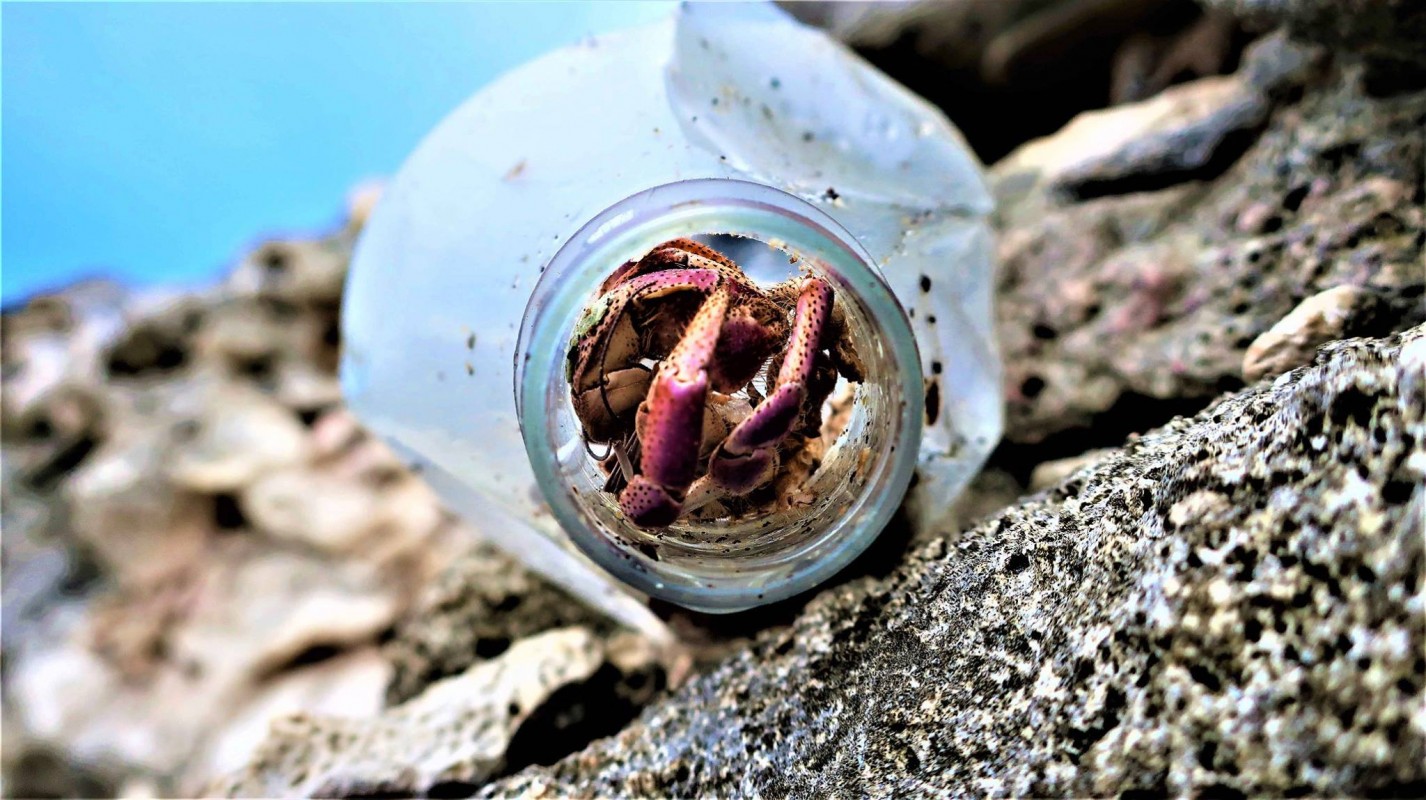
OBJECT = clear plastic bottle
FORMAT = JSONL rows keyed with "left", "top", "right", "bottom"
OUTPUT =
{"left": 341, "top": 3, "right": 1000, "bottom": 630}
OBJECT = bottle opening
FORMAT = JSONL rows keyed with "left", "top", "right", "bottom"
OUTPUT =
{"left": 565, "top": 234, "right": 865, "bottom": 536}
{"left": 517, "top": 180, "right": 922, "bottom": 612}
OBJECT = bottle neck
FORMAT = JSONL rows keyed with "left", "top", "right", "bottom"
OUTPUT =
{"left": 516, "top": 179, "right": 922, "bottom": 612}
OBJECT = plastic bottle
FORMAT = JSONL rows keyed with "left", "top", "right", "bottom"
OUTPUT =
{"left": 341, "top": 3, "right": 1000, "bottom": 633}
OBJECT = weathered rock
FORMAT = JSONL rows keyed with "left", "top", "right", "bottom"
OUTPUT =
{"left": 7, "top": 538, "right": 415, "bottom": 780}
{"left": 185, "top": 647, "right": 392, "bottom": 792}
{"left": 242, "top": 466, "right": 431, "bottom": 556}
{"left": 190, "top": 300, "right": 283, "bottom": 371}
{"left": 1203, "top": 0, "right": 1426, "bottom": 70}
{"left": 996, "top": 73, "right": 1270, "bottom": 200}
{"left": 209, "top": 628, "right": 608, "bottom": 798}
{"left": 103, "top": 292, "right": 207, "bottom": 380}
{"left": 791, "top": 1, "right": 1249, "bottom": 130}
{"left": 228, "top": 238, "right": 349, "bottom": 307}
{"left": 345, "top": 180, "right": 385, "bottom": 230}
{"left": 477, "top": 325, "right": 1426, "bottom": 798}
{"left": 1, "top": 282, "right": 127, "bottom": 431}
{"left": 1242, "top": 284, "right": 1395, "bottom": 380}
{"left": 1, "top": 221, "right": 461, "bottom": 795}
{"left": 164, "top": 384, "right": 310, "bottom": 493}
{"left": 269, "top": 357, "right": 343, "bottom": 411}
{"left": 0, "top": 466, "right": 88, "bottom": 655}
{"left": 913, "top": 467, "right": 1025, "bottom": 546}
{"left": 1028, "top": 448, "right": 1116, "bottom": 492}
{"left": 994, "top": 38, "right": 1424, "bottom": 445}
{"left": 382, "top": 540, "right": 608, "bottom": 706}
{"left": 64, "top": 423, "right": 212, "bottom": 587}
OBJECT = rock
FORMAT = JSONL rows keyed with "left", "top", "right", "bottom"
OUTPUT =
{"left": 1, "top": 224, "right": 461, "bottom": 795}
{"left": 912, "top": 467, "right": 1025, "bottom": 544}
{"left": 64, "top": 423, "right": 212, "bottom": 586}
{"left": 0, "top": 454, "right": 97, "bottom": 655}
{"left": 184, "top": 647, "right": 391, "bottom": 793}
{"left": 164, "top": 384, "right": 310, "bottom": 493}
{"left": 192, "top": 300, "right": 294, "bottom": 371}
{"left": 993, "top": 38, "right": 1424, "bottom": 445}
{"left": 103, "top": 293, "right": 206, "bottom": 380}
{"left": 1028, "top": 448, "right": 1116, "bottom": 491}
{"left": 786, "top": 1, "right": 1250, "bottom": 163}
{"left": 1242, "top": 278, "right": 1424, "bottom": 383}
{"left": 1, "top": 740, "right": 115, "bottom": 800}
{"left": 1242, "top": 284, "right": 1375, "bottom": 379}
{"left": 1202, "top": 0, "right": 1426, "bottom": 70}
{"left": 996, "top": 74, "right": 1269, "bottom": 201}
{"left": 345, "top": 180, "right": 385, "bottom": 230}
{"left": 7, "top": 536, "right": 423, "bottom": 786}
{"left": 237, "top": 407, "right": 447, "bottom": 558}
{"left": 209, "top": 628, "right": 608, "bottom": 798}
{"left": 477, "top": 325, "right": 1425, "bottom": 798}
{"left": 175, "top": 543, "right": 406, "bottom": 680}
{"left": 242, "top": 467, "right": 416, "bottom": 555}
{"left": 0, "top": 281, "right": 127, "bottom": 435}
{"left": 382, "top": 540, "right": 608, "bottom": 706}
{"left": 227, "top": 239, "right": 348, "bottom": 307}
{"left": 269, "top": 358, "right": 343, "bottom": 411}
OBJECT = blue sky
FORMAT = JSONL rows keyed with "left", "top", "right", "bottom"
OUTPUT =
{"left": 1, "top": 2, "right": 676, "bottom": 304}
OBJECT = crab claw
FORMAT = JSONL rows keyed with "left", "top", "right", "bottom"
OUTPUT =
{"left": 707, "top": 276, "right": 833, "bottom": 495}
{"left": 618, "top": 284, "right": 731, "bottom": 527}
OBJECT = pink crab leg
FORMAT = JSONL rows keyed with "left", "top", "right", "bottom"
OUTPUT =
{"left": 707, "top": 277, "right": 833, "bottom": 494}
{"left": 570, "top": 268, "right": 723, "bottom": 442}
{"left": 619, "top": 284, "right": 731, "bottom": 528}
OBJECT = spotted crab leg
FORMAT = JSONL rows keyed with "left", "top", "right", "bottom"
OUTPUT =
{"left": 706, "top": 277, "right": 833, "bottom": 495}
{"left": 619, "top": 284, "right": 732, "bottom": 528}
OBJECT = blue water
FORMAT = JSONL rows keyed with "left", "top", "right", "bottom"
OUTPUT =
{"left": 1, "top": 2, "right": 676, "bottom": 304}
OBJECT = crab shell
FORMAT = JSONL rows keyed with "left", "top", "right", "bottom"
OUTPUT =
{"left": 564, "top": 238, "right": 863, "bottom": 528}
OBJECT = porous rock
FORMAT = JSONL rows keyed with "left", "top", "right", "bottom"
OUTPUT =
{"left": 996, "top": 73, "right": 1271, "bottom": 200}
{"left": 0, "top": 220, "right": 460, "bottom": 794}
{"left": 477, "top": 325, "right": 1425, "bottom": 798}
{"left": 1028, "top": 448, "right": 1116, "bottom": 492}
{"left": 383, "top": 541, "right": 607, "bottom": 706}
{"left": 1241, "top": 284, "right": 1408, "bottom": 380}
{"left": 209, "top": 627, "right": 607, "bottom": 798}
{"left": 164, "top": 383, "right": 311, "bottom": 493}
{"left": 1202, "top": 0, "right": 1426, "bottom": 70}
{"left": 994, "top": 34, "right": 1424, "bottom": 444}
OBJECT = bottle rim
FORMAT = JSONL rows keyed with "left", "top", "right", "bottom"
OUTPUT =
{"left": 516, "top": 178, "right": 922, "bottom": 612}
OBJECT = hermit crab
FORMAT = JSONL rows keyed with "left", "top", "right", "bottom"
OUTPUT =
{"left": 565, "top": 238, "right": 863, "bottom": 529}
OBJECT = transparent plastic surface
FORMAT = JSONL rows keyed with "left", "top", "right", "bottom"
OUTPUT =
{"left": 341, "top": 3, "right": 1000, "bottom": 623}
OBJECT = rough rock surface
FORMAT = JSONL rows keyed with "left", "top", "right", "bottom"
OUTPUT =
{"left": 0, "top": 221, "right": 456, "bottom": 794}
{"left": 479, "top": 325, "right": 1426, "bottom": 799}
{"left": 209, "top": 627, "right": 650, "bottom": 798}
{"left": 993, "top": 33, "right": 1425, "bottom": 446}
{"left": 0, "top": 207, "right": 648, "bottom": 796}
{"left": 6, "top": 6, "right": 1425, "bottom": 798}
{"left": 786, "top": 0, "right": 1250, "bottom": 162}
{"left": 382, "top": 542, "right": 609, "bottom": 706}
{"left": 1203, "top": 0, "right": 1426, "bottom": 70}
{"left": 1241, "top": 284, "right": 1415, "bottom": 381}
